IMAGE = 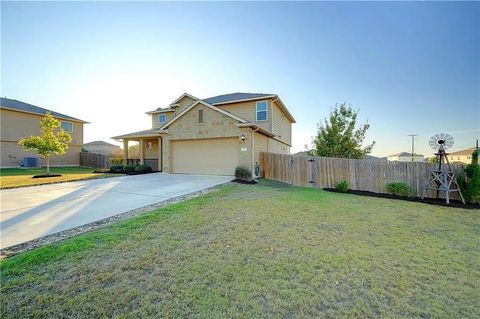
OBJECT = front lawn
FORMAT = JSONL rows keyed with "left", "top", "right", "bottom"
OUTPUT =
{"left": 1, "top": 180, "right": 478, "bottom": 318}
{"left": 0, "top": 166, "right": 117, "bottom": 188}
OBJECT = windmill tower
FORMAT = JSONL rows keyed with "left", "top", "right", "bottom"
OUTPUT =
{"left": 422, "top": 133, "right": 465, "bottom": 204}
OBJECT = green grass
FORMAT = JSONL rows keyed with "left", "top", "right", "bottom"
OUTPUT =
{"left": 0, "top": 166, "right": 117, "bottom": 188}
{"left": 0, "top": 166, "right": 97, "bottom": 176}
{"left": 1, "top": 180, "right": 479, "bottom": 318}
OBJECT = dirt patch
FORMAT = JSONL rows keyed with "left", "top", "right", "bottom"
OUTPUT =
{"left": 231, "top": 178, "right": 258, "bottom": 184}
{"left": 323, "top": 188, "right": 479, "bottom": 209}
{"left": 32, "top": 174, "right": 62, "bottom": 178}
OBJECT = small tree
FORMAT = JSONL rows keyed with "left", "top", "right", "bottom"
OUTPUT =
{"left": 459, "top": 149, "right": 480, "bottom": 204}
{"left": 19, "top": 112, "right": 72, "bottom": 175}
{"left": 312, "top": 103, "right": 375, "bottom": 159}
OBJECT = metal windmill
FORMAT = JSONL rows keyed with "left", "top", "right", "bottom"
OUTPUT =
{"left": 422, "top": 133, "right": 465, "bottom": 204}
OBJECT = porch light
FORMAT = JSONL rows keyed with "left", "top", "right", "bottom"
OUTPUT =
{"left": 241, "top": 134, "right": 245, "bottom": 142}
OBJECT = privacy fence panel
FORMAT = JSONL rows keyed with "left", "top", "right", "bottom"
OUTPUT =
{"left": 259, "top": 152, "right": 464, "bottom": 200}
{"left": 80, "top": 152, "right": 112, "bottom": 169}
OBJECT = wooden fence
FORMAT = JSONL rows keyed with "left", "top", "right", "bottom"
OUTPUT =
{"left": 80, "top": 152, "right": 112, "bottom": 169}
{"left": 259, "top": 152, "right": 464, "bottom": 200}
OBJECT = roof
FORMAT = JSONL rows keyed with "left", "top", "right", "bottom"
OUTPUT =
{"left": 111, "top": 128, "right": 167, "bottom": 140}
{"left": 84, "top": 141, "right": 119, "bottom": 147}
{"left": 203, "top": 92, "right": 275, "bottom": 105}
{"left": 0, "top": 97, "right": 87, "bottom": 123}
{"left": 388, "top": 152, "right": 424, "bottom": 157}
{"left": 449, "top": 147, "right": 477, "bottom": 156}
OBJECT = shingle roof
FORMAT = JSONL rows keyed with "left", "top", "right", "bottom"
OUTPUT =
{"left": 111, "top": 128, "right": 166, "bottom": 139}
{"left": 0, "top": 97, "right": 87, "bottom": 123}
{"left": 84, "top": 141, "right": 118, "bottom": 147}
{"left": 388, "top": 152, "right": 424, "bottom": 157}
{"left": 449, "top": 147, "right": 477, "bottom": 156}
{"left": 203, "top": 92, "right": 275, "bottom": 105}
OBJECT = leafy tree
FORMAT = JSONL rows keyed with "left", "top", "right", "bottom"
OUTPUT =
{"left": 312, "top": 103, "right": 375, "bottom": 159}
{"left": 19, "top": 112, "right": 72, "bottom": 175}
{"left": 459, "top": 149, "right": 480, "bottom": 204}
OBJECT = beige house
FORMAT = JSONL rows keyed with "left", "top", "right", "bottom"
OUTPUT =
{"left": 83, "top": 141, "right": 121, "bottom": 155}
{"left": 387, "top": 152, "right": 425, "bottom": 162}
{"left": 113, "top": 92, "right": 295, "bottom": 175}
{"left": 0, "top": 98, "right": 87, "bottom": 167}
{"left": 448, "top": 147, "right": 477, "bottom": 164}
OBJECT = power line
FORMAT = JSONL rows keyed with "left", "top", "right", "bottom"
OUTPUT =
{"left": 408, "top": 134, "right": 418, "bottom": 162}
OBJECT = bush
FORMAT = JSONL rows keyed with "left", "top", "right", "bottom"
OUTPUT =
{"left": 459, "top": 149, "right": 480, "bottom": 204}
{"left": 109, "top": 164, "right": 124, "bottom": 173}
{"left": 135, "top": 164, "right": 152, "bottom": 174}
{"left": 235, "top": 166, "right": 252, "bottom": 181}
{"left": 123, "top": 164, "right": 138, "bottom": 173}
{"left": 334, "top": 180, "right": 349, "bottom": 192}
{"left": 386, "top": 182, "right": 413, "bottom": 197}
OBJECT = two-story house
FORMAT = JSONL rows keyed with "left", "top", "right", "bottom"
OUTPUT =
{"left": 112, "top": 92, "right": 295, "bottom": 175}
{"left": 0, "top": 97, "right": 87, "bottom": 167}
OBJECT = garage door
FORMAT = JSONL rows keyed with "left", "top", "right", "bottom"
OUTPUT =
{"left": 171, "top": 138, "right": 239, "bottom": 175}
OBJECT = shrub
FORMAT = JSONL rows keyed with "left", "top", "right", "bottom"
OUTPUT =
{"left": 109, "top": 164, "right": 124, "bottom": 173}
{"left": 135, "top": 164, "right": 152, "bottom": 174}
{"left": 334, "top": 180, "right": 349, "bottom": 192}
{"left": 235, "top": 166, "right": 252, "bottom": 181}
{"left": 123, "top": 164, "right": 138, "bottom": 173}
{"left": 386, "top": 182, "right": 413, "bottom": 197}
{"left": 459, "top": 149, "right": 480, "bottom": 204}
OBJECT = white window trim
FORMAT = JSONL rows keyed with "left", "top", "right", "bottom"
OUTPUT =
{"left": 256, "top": 101, "right": 268, "bottom": 122}
{"left": 61, "top": 121, "right": 74, "bottom": 133}
{"left": 158, "top": 114, "right": 167, "bottom": 124}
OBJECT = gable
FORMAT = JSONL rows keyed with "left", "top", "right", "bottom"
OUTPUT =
{"left": 162, "top": 100, "right": 247, "bottom": 129}
{"left": 167, "top": 103, "right": 243, "bottom": 140}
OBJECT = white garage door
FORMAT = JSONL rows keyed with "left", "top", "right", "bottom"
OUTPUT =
{"left": 171, "top": 138, "right": 239, "bottom": 175}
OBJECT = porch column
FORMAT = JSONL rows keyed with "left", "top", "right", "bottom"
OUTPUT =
{"left": 139, "top": 138, "right": 144, "bottom": 164}
{"left": 157, "top": 137, "right": 162, "bottom": 172}
{"left": 123, "top": 139, "right": 128, "bottom": 164}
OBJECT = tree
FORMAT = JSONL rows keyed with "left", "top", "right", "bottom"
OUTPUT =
{"left": 459, "top": 148, "right": 480, "bottom": 204}
{"left": 311, "top": 103, "right": 375, "bottom": 159}
{"left": 19, "top": 112, "right": 72, "bottom": 175}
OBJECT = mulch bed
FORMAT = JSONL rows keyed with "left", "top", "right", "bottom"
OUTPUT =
{"left": 323, "top": 188, "right": 479, "bottom": 210}
{"left": 231, "top": 179, "right": 258, "bottom": 184}
{"left": 32, "top": 174, "right": 62, "bottom": 178}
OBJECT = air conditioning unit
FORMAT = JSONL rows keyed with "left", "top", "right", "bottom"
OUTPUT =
{"left": 22, "top": 157, "right": 38, "bottom": 167}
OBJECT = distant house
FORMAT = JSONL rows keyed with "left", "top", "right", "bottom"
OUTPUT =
{"left": 0, "top": 97, "right": 87, "bottom": 167}
{"left": 83, "top": 141, "right": 121, "bottom": 155}
{"left": 293, "top": 151, "right": 312, "bottom": 157}
{"left": 364, "top": 155, "right": 387, "bottom": 161}
{"left": 387, "top": 152, "right": 424, "bottom": 162}
{"left": 448, "top": 147, "right": 477, "bottom": 164}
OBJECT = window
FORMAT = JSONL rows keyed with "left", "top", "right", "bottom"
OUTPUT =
{"left": 158, "top": 114, "right": 167, "bottom": 124}
{"left": 61, "top": 121, "right": 73, "bottom": 133}
{"left": 198, "top": 109, "right": 204, "bottom": 124}
{"left": 256, "top": 101, "right": 268, "bottom": 121}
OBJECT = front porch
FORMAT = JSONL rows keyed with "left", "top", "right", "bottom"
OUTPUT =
{"left": 112, "top": 129, "right": 163, "bottom": 171}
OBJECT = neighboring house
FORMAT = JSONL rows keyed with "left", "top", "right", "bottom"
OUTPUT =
{"left": 364, "top": 155, "right": 387, "bottom": 161}
{"left": 0, "top": 97, "right": 87, "bottom": 167}
{"left": 112, "top": 92, "right": 295, "bottom": 175}
{"left": 448, "top": 147, "right": 477, "bottom": 164}
{"left": 387, "top": 152, "right": 424, "bottom": 162}
{"left": 83, "top": 141, "right": 121, "bottom": 155}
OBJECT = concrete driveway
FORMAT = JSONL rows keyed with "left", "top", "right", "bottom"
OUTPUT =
{"left": 0, "top": 173, "right": 231, "bottom": 249}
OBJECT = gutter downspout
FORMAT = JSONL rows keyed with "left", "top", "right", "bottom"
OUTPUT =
{"left": 252, "top": 127, "right": 260, "bottom": 178}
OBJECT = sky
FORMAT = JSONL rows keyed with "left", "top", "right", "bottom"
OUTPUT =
{"left": 1, "top": 1, "right": 479, "bottom": 157}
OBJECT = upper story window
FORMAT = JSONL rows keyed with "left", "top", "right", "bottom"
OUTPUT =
{"left": 61, "top": 121, "right": 73, "bottom": 133}
{"left": 158, "top": 114, "right": 167, "bottom": 124}
{"left": 256, "top": 101, "right": 268, "bottom": 121}
{"left": 198, "top": 109, "right": 204, "bottom": 124}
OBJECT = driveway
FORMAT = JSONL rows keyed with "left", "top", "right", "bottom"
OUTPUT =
{"left": 0, "top": 173, "right": 231, "bottom": 249}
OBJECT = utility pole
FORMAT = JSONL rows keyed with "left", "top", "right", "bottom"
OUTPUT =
{"left": 408, "top": 134, "right": 418, "bottom": 162}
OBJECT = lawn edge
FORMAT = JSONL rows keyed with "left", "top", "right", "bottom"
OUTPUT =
{"left": 0, "top": 173, "right": 123, "bottom": 190}
{"left": 0, "top": 183, "right": 229, "bottom": 258}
